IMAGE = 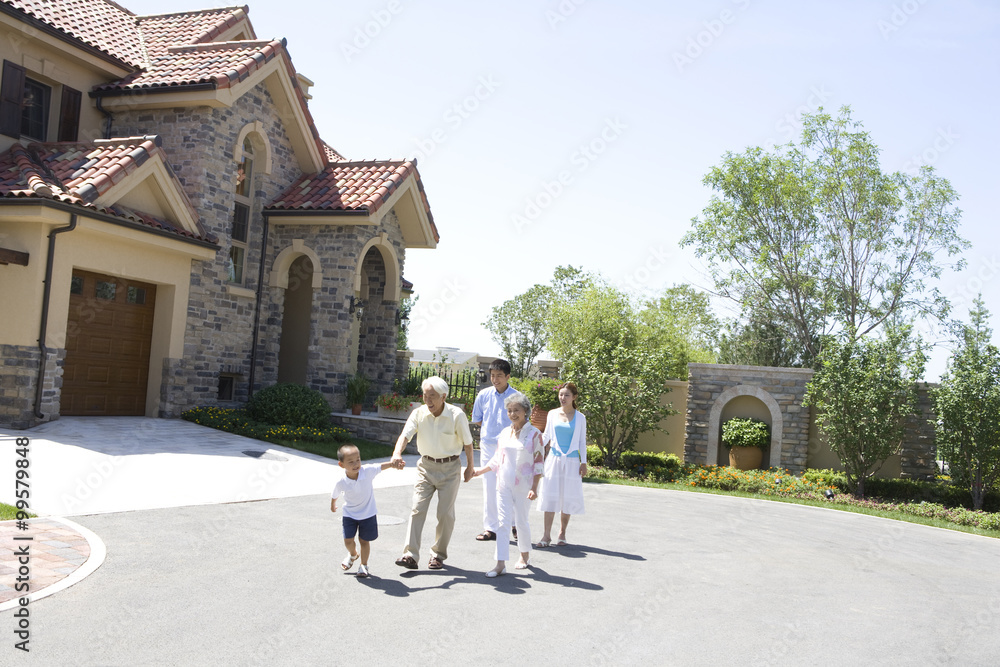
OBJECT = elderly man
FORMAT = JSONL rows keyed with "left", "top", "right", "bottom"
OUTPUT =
{"left": 392, "top": 376, "right": 474, "bottom": 570}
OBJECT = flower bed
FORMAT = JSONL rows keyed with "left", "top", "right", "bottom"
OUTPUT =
{"left": 182, "top": 406, "right": 350, "bottom": 444}
{"left": 582, "top": 447, "right": 1000, "bottom": 533}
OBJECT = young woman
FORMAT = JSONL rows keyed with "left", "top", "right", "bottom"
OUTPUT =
{"left": 537, "top": 382, "right": 587, "bottom": 547}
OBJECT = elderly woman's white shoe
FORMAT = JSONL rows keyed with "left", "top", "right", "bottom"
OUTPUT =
{"left": 486, "top": 567, "right": 506, "bottom": 578}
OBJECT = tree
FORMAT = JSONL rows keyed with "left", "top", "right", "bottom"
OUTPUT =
{"left": 682, "top": 106, "right": 968, "bottom": 363}
{"left": 395, "top": 295, "right": 417, "bottom": 351}
{"left": 803, "top": 327, "right": 926, "bottom": 498}
{"left": 639, "top": 283, "right": 720, "bottom": 378}
{"left": 933, "top": 298, "right": 1000, "bottom": 510}
{"left": 483, "top": 265, "right": 590, "bottom": 378}
{"left": 547, "top": 283, "right": 676, "bottom": 468}
{"left": 716, "top": 308, "right": 812, "bottom": 368}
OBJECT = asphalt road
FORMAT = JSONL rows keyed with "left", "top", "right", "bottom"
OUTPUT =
{"left": 5, "top": 481, "right": 1000, "bottom": 666}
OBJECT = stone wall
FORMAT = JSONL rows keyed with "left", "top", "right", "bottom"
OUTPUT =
{"left": 0, "top": 345, "right": 63, "bottom": 429}
{"left": 685, "top": 364, "right": 813, "bottom": 474}
{"left": 683, "top": 363, "right": 939, "bottom": 479}
{"left": 900, "top": 383, "right": 938, "bottom": 480}
{"left": 330, "top": 412, "right": 416, "bottom": 451}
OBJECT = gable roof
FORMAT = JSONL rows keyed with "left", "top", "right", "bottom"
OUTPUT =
{"left": 0, "top": 137, "right": 214, "bottom": 245}
{"left": 267, "top": 159, "right": 440, "bottom": 247}
{"left": 3, "top": 0, "right": 145, "bottom": 68}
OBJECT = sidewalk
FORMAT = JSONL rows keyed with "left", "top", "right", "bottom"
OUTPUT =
{"left": 0, "top": 517, "right": 105, "bottom": 611}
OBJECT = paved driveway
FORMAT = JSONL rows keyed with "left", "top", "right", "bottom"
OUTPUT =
{"left": 2, "top": 418, "right": 1000, "bottom": 665}
{"left": 0, "top": 417, "right": 417, "bottom": 516}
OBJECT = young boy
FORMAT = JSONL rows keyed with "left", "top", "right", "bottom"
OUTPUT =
{"left": 331, "top": 445, "right": 401, "bottom": 578}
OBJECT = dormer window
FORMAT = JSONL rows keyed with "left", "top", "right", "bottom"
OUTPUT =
{"left": 227, "top": 137, "right": 255, "bottom": 284}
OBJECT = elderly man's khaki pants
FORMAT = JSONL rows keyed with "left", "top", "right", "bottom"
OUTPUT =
{"left": 403, "top": 458, "right": 461, "bottom": 562}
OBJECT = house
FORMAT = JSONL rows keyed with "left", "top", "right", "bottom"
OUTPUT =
{"left": 0, "top": 0, "right": 438, "bottom": 428}
{"left": 408, "top": 347, "right": 480, "bottom": 374}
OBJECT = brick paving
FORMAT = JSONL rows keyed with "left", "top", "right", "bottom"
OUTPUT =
{"left": 0, "top": 519, "right": 90, "bottom": 603}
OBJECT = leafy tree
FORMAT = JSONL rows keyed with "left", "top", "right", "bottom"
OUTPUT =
{"left": 716, "top": 308, "right": 812, "bottom": 368}
{"left": 933, "top": 298, "right": 1000, "bottom": 510}
{"left": 682, "top": 106, "right": 968, "bottom": 363}
{"left": 483, "top": 265, "right": 590, "bottom": 378}
{"left": 395, "top": 295, "right": 417, "bottom": 350}
{"left": 803, "top": 327, "right": 926, "bottom": 498}
{"left": 548, "top": 283, "right": 676, "bottom": 468}
{"left": 639, "top": 283, "right": 720, "bottom": 378}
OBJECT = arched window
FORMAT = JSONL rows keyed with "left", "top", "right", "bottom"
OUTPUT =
{"left": 227, "top": 136, "right": 255, "bottom": 284}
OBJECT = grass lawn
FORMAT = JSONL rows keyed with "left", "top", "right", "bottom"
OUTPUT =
{"left": 584, "top": 474, "right": 1000, "bottom": 539}
{"left": 0, "top": 503, "right": 33, "bottom": 521}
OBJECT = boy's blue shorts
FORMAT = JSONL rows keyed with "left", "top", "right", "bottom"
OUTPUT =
{"left": 343, "top": 514, "right": 378, "bottom": 541}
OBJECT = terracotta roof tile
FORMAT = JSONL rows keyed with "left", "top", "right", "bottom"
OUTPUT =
{"left": 268, "top": 159, "right": 439, "bottom": 242}
{"left": 324, "top": 143, "right": 347, "bottom": 162}
{"left": 136, "top": 6, "right": 252, "bottom": 59}
{"left": 94, "top": 39, "right": 283, "bottom": 91}
{"left": 0, "top": 137, "right": 215, "bottom": 244}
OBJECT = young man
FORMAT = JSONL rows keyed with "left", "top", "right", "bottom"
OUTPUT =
{"left": 391, "top": 376, "right": 474, "bottom": 570}
{"left": 470, "top": 359, "right": 521, "bottom": 541}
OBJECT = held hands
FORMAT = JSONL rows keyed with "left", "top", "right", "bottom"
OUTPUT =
{"left": 464, "top": 466, "right": 474, "bottom": 483}
{"left": 527, "top": 489, "right": 537, "bottom": 501}
{"left": 391, "top": 457, "right": 406, "bottom": 470}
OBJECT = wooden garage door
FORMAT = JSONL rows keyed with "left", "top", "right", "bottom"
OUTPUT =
{"left": 62, "top": 270, "right": 157, "bottom": 416}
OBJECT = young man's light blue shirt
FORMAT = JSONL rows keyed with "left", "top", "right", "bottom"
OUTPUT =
{"left": 472, "top": 384, "right": 521, "bottom": 445}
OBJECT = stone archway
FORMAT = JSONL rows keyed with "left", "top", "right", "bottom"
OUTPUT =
{"left": 350, "top": 240, "right": 398, "bottom": 398}
{"left": 707, "top": 384, "right": 784, "bottom": 468}
{"left": 277, "top": 255, "right": 313, "bottom": 384}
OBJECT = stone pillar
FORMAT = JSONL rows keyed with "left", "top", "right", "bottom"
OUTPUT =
{"left": 900, "top": 383, "right": 938, "bottom": 480}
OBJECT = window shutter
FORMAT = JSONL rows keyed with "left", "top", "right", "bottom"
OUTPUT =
{"left": 1, "top": 60, "right": 26, "bottom": 138}
{"left": 58, "top": 86, "right": 81, "bottom": 142}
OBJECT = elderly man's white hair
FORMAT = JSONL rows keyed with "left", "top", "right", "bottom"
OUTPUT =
{"left": 421, "top": 376, "right": 449, "bottom": 397}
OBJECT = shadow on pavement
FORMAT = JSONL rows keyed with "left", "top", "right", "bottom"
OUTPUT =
{"left": 355, "top": 564, "right": 603, "bottom": 596}
{"left": 540, "top": 543, "right": 646, "bottom": 561}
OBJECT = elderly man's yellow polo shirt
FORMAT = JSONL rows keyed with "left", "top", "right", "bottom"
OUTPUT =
{"left": 401, "top": 403, "right": 473, "bottom": 459}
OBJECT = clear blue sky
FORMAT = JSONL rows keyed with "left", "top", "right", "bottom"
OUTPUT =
{"left": 129, "top": 0, "right": 1000, "bottom": 379}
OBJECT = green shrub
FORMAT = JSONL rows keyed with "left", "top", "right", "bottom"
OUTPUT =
{"left": 803, "top": 468, "right": 849, "bottom": 492}
{"left": 586, "top": 445, "right": 604, "bottom": 466}
{"left": 511, "top": 377, "right": 562, "bottom": 412}
{"left": 182, "top": 406, "right": 350, "bottom": 444}
{"left": 246, "top": 383, "right": 332, "bottom": 428}
{"left": 722, "top": 417, "right": 770, "bottom": 449}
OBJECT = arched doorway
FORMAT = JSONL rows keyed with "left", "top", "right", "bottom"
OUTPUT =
{"left": 350, "top": 244, "right": 397, "bottom": 397}
{"left": 707, "top": 385, "right": 784, "bottom": 468}
{"left": 277, "top": 255, "right": 313, "bottom": 384}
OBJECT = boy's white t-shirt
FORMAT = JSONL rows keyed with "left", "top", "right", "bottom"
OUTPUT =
{"left": 331, "top": 463, "right": 382, "bottom": 520}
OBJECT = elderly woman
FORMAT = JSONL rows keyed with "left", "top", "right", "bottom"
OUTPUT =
{"left": 472, "top": 392, "right": 544, "bottom": 577}
{"left": 537, "top": 382, "right": 587, "bottom": 547}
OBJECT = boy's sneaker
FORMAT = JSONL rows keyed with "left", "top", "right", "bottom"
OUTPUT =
{"left": 356, "top": 564, "right": 370, "bottom": 578}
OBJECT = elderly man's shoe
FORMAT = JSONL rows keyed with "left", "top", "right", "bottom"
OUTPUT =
{"left": 428, "top": 557, "right": 444, "bottom": 569}
{"left": 395, "top": 555, "right": 418, "bottom": 569}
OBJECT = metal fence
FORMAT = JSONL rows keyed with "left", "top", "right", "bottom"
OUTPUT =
{"left": 403, "top": 365, "right": 484, "bottom": 406}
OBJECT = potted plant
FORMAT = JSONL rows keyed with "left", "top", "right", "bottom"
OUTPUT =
{"left": 513, "top": 377, "right": 562, "bottom": 432}
{"left": 376, "top": 392, "right": 416, "bottom": 420}
{"left": 722, "top": 417, "right": 770, "bottom": 470}
{"left": 345, "top": 373, "right": 371, "bottom": 415}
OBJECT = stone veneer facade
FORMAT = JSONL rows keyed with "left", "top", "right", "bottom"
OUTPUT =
{"left": 108, "top": 82, "right": 406, "bottom": 417}
{"left": 0, "top": 345, "right": 63, "bottom": 429}
{"left": 685, "top": 364, "right": 814, "bottom": 474}
{"left": 684, "top": 363, "right": 938, "bottom": 479}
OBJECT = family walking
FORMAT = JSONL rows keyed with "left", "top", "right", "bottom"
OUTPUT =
{"left": 329, "top": 359, "right": 587, "bottom": 578}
